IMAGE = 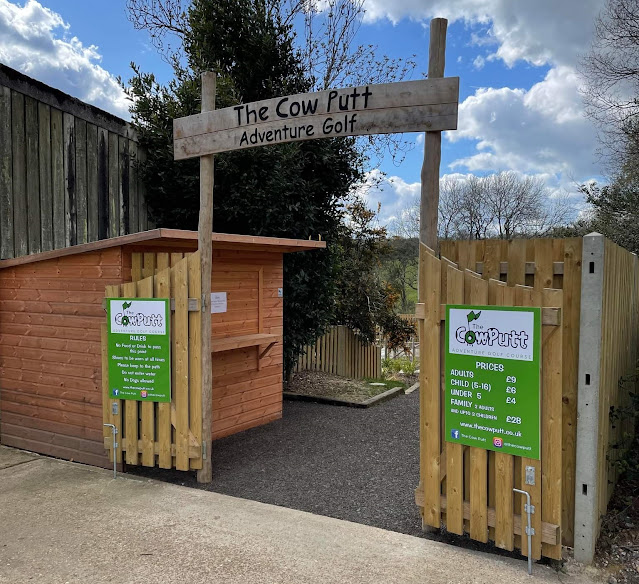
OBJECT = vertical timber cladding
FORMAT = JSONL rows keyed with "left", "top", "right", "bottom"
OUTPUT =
{"left": 173, "top": 78, "right": 459, "bottom": 158}
{"left": 0, "top": 64, "right": 151, "bottom": 260}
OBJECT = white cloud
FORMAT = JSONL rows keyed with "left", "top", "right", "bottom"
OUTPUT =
{"left": 473, "top": 55, "right": 485, "bottom": 70}
{"left": 363, "top": 0, "right": 603, "bottom": 69}
{"left": 356, "top": 170, "right": 421, "bottom": 226}
{"left": 0, "top": 0, "right": 129, "bottom": 118}
{"left": 449, "top": 65, "right": 599, "bottom": 180}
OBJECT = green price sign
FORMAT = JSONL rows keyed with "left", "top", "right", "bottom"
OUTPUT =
{"left": 445, "top": 305, "right": 541, "bottom": 459}
{"left": 107, "top": 298, "right": 171, "bottom": 403}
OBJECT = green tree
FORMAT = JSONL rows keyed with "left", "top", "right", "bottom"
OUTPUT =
{"left": 577, "top": 179, "right": 639, "bottom": 253}
{"left": 332, "top": 201, "right": 414, "bottom": 350}
{"left": 126, "top": 0, "right": 366, "bottom": 374}
{"left": 380, "top": 237, "right": 418, "bottom": 313}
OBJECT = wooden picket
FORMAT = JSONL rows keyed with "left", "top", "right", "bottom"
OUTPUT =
{"left": 294, "top": 325, "right": 382, "bottom": 380}
{"left": 415, "top": 243, "right": 564, "bottom": 560}
{"left": 101, "top": 251, "right": 203, "bottom": 471}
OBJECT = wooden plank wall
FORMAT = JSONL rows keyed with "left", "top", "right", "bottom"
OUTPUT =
{"left": 0, "top": 248, "right": 125, "bottom": 467}
{"left": 415, "top": 242, "right": 564, "bottom": 560}
{"left": 0, "top": 64, "right": 151, "bottom": 260}
{"left": 598, "top": 239, "right": 639, "bottom": 520}
{"left": 125, "top": 248, "right": 285, "bottom": 443}
{"left": 293, "top": 325, "right": 382, "bottom": 380}
{"left": 440, "top": 237, "right": 582, "bottom": 546}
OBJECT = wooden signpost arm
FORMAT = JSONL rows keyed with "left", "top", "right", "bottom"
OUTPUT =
{"left": 420, "top": 18, "right": 447, "bottom": 250}
{"left": 197, "top": 72, "right": 215, "bottom": 483}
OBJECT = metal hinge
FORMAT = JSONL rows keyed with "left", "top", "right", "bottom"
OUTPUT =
{"left": 524, "top": 503, "right": 535, "bottom": 514}
{"left": 525, "top": 526, "right": 535, "bottom": 536}
{"left": 202, "top": 442, "right": 207, "bottom": 459}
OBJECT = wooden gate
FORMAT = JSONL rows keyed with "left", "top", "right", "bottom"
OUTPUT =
{"left": 415, "top": 244, "right": 563, "bottom": 560}
{"left": 101, "top": 250, "right": 203, "bottom": 471}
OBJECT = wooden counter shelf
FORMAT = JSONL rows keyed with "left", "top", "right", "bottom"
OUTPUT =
{"left": 211, "top": 333, "right": 279, "bottom": 353}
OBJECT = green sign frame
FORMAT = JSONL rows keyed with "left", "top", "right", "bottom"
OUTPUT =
{"left": 444, "top": 304, "right": 541, "bottom": 459}
{"left": 107, "top": 298, "right": 171, "bottom": 403}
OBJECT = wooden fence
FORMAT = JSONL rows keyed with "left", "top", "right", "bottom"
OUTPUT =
{"left": 440, "top": 237, "right": 581, "bottom": 546}
{"left": 102, "top": 250, "right": 203, "bottom": 471}
{"left": 0, "top": 64, "right": 151, "bottom": 260}
{"left": 294, "top": 325, "right": 382, "bottom": 380}
{"left": 415, "top": 242, "right": 564, "bottom": 560}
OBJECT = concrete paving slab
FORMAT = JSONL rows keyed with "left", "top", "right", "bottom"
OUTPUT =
{"left": 0, "top": 450, "right": 603, "bottom": 584}
{"left": 0, "top": 445, "right": 38, "bottom": 469}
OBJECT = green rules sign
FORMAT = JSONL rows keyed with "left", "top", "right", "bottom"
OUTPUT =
{"left": 107, "top": 298, "right": 171, "bottom": 403}
{"left": 445, "top": 305, "right": 541, "bottom": 459}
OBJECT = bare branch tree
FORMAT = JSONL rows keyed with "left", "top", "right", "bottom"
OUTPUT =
{"left": 580, "top": 0, "right": 639, "bottom": 169}
{"left": 126, "top": 0, "right": 189, "bottom": 63}
{"left": 397, "top": 172, "right": 573, "bottom": 241}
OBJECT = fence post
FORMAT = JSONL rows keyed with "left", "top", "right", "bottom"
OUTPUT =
{"left": 574, "top": 232, "right": 605, "bottom": 564}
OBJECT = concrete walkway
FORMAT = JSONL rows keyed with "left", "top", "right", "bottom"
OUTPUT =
{"left": 0, "top": 446, "right": 602, "bottom": 584}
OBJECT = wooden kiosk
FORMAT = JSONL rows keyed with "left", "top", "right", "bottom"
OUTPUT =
{"left": 0, "top": 229, "right": 324, "bottom": 470}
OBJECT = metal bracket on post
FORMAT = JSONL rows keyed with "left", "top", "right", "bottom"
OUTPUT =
{"left": 513, "top": 487, "right": 534, "bottom": 576}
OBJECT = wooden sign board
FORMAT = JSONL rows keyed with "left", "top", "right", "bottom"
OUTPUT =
{"left": 173, "top": 77, "right": 459, "bottom": 159}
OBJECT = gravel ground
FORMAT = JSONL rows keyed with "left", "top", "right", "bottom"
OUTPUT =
{"left": 131, "top": 391, "right": 423, "bottom": 536}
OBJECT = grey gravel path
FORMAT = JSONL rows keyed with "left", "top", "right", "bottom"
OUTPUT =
{"left": 133, "top": 391, "right": 423, "bottom": 537}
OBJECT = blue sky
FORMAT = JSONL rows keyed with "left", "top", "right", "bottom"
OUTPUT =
{"left": 0, "top": 0, "right": 606, "bottom": 226}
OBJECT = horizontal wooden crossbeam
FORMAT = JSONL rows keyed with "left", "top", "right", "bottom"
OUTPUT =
{"left": 104, "top": 436, "right": 201, "bottom": 459}
{"left": 414, "top": 487, "right": 560, "bottom": 546}
{"left": 471, "top": 261, "right": 564, "bottom": 276}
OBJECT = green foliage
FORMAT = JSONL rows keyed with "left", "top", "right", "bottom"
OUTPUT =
{"left": 379, "top": 237, "right": 418, "bottom": 313}
{"left": 125, "top": 0, "right": 368, "bottom": 375}
{"left": 576, "top": 180, "right": 639, "bottom": 255}
{"left": 382, "top": 356, "right": 417, "bottom": 377}
{"left": 332, "top": 201, "right": 415, "bottom": 351}
{"left": 608, "top": 373, "right": 639, "bottom": 478}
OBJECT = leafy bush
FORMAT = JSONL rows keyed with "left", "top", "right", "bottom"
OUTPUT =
{"left": 382, "top": 356, "right": 417, "bottom": 377}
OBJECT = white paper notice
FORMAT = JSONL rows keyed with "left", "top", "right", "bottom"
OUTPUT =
{"left": 211, "top": 292, "right": 227, "bottom": 314}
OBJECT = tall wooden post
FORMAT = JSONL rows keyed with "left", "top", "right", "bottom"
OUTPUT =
{"left": 420, "top": 18, "right": 447, "bottom": 250}
{"left": 419, "top": 17, "right": 447, "bottom": 531}
{"left": 197, "top": 72, "right": 215, "bottom": 483}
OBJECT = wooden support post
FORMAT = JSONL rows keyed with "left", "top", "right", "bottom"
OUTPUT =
{"left": 418, "top": 17, "right": 447, "bottom": 533}
{"left": 197, "top": 72, "right": 216, "bottom": 483}
{"left": 420, "top": 18, "right": 447, "bottom": 250}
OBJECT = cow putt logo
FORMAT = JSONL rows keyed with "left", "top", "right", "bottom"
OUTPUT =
{"left": 448, "top": 306, "right": 535, "bottom": 361}
{"left": 456, "top": 310, "right": 529, "bottom": 349}
{"left": 109, "top": 299, "right": 167, "bottom": 336}
{"left": 114, "top": 300, "right": 164, "bottom": 328}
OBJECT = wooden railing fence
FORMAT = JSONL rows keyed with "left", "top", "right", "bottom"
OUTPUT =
{"left": 415, "top": 243, "right": 564, "bottom": 560}
{"left": 294, "top": 325, "right": 382, "bottom": 380}
{"left": 101, "top": 250, "right": 203, "bottom": 471}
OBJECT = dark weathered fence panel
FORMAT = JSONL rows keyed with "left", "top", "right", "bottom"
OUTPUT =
{"left": 0, "top": 64, "right": 153, "bottom": 260}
